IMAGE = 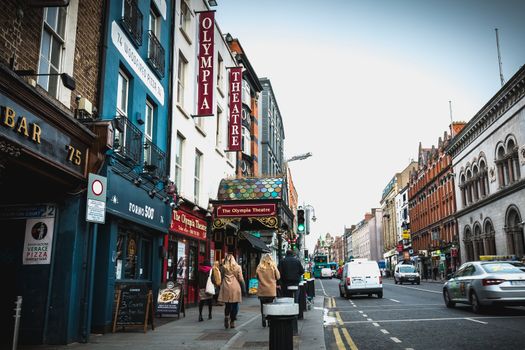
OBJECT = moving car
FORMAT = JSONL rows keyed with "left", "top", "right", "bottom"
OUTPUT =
{"left": 321, "top": 267, "right": 333, "bottom": 279}
{"left": 443, "top": 261, "right": 525, "bottom": 313}
{"left": 394, "top": 264, "right": 421, "bottom": 285}
{"left": 339, "top": 259, "right": 383, "bottom": 298}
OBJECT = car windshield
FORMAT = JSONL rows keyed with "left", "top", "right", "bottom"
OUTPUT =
{"left": 481, "top": 263, "right": 522, "bottom": 274}
{"left": 399, "top": 266, "right": 416, "bottom": 273}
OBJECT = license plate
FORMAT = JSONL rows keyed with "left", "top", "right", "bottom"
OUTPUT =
{"left": 352, "top": 278, "right": 363, "bottom": 284}
{"left": 511, "top": 280, "right": 525, "bottom": 285}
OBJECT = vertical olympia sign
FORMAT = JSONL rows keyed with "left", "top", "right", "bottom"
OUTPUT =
{"left": 195, "top": 11, "right": 215, "bottom": 117}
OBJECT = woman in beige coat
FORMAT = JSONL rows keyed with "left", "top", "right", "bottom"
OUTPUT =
{"left": 256, "top": 254, "right": 280, "bottom": 327}
{"left": 218, "top": 254, "right": 245, "bottom": 328}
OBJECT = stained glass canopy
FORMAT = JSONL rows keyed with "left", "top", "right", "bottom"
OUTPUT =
{"left": 217, "top": 177, "right": 284, "bottom": 201}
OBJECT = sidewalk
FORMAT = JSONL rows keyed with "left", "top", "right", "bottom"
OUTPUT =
{"left": 20, "top": 295, "right": 325, "bottom": 350}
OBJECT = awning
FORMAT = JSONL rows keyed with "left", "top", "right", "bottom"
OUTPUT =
{"left": 217, "top": 177, "right": 284, "bottom": 201}
{"left": 242, "top": 232, "right": 271, "bottom": 253}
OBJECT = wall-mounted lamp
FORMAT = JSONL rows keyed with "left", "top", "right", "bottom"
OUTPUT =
{"left": 208, "top": 0, "right": 218, "bottom": 6}
{"left": 148, "top": 189, "right": 157, "bottom": 198}
{"left": 133, "top": 177, "right": 143, "bottom": 186}
{"left": 192, "top": 205, "right": 199, "bottom": 212}
{"left": 16, "top": 69, "right": 76, "bottom": 90}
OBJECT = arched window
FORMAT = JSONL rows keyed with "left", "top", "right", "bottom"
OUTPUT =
{"left": 472, "top": 165, "right": 480, "bottom": 202}
{"left": 506, "top": 206, "right": 524, "bottom": 258}
{"left": 463, "top": 226, "right": 474, "bottom": 262}
{"left": 460, "top": 173, "right": 467, "bottom": 208}
{"left": 473, "top": 223, "right": 483, "bottom": 259}
{"left": 484, "top": 219, "right": 496, "bottom": 255}
{"left": 496, "top": 145, "right": 508, "bottom": 187}
{"left": 506, "top": 138, "right": 520, "bottom": 183}
{"left": 479, "top": 159, "right": 489, "bottom": 197}
{"left": 466, "top": 169, "right": 473, "bottom": 205}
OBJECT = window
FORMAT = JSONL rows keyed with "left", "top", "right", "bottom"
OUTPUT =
{"left": 177, "top": 52, "right": 187, "bottom": 106}
{"left": 175, "top": 133, "right": 184, "bottom": 189}
{"left": 216, "top": 106, "right": 223, "bottom": 149}
{"left": 122, "top": 0, "right": 143, "bottom": 46}
{"left": 38, "top": 7, "right": 67, "bottom": 97}
{"left": 144, "top": 100, "right": 154, "bottom": 164}
{"left": 217, "top": 54, "right": 224, "bottom": 93}
{"left": 194, "top": 150, "right": 202, "bottom": 204}
{"left": 179, "top": 0, "right": 191, "bottom": 35}
{"left": 149, "top": 8, "right": 160, "bottom": 39}
{"left": 147, "top": 7, "right": 164, "bottom": 77}
{"left": 115, "top": 70, "right": 130, "bottom": 151}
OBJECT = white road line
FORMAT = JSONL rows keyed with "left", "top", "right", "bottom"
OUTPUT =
{"left": 336, "top": 307, "right": 444, "bottom": 313}
{"left": 392, "top": 285, "right": 441, "bottom": 294}
{"left": 363, "top": 314, "right": 368, "bottom": 317}
{"left": 343, "top": 315, "right": 525, "bottom": 324}
{"left": 372, "top": 322, "right": 380, "bottom": 327}
{"left": 380, "top": 329, "right": 390, "bottom": 334}
{"left": 466, "top": 318, "right": 488, "bottom": 325}
{"left": 406, "top": 348, "right": 415, "bottom": 350}
{"left": 352, "top": 303, "right": 443, "bottom": 308}
{"left": 358, "top": 310, "right": 363, "bottom": 313}
{"left": 389, "top": 299, "right": 400, "bottom": 303}
{"left": 353, "top": 305, "right": 357, "bottom": 307}
{"left": 318, "top": 279, "right": 328, "bottom": 296}
{"left": 391, "top": 337, "right": 402, "bottom": 343}
{"left": 367, "top": 318, "right": 373, "bottom": 321}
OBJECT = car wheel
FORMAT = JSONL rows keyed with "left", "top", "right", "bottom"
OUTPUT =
{"left": 377, "top": 292, "right": 383, "bottom": 298}
{"left": 411, "top": 282, "right": 414, "bottom": 285}
{"left": 368, "top": 293, "right": 372, "bottom": 297}
{"left": 443, "top": 289, "right": 455, "bottom": 308}
{"left": 345, "top": 292, "right": 351, "bottom": 299}
{"left": 394, "top": 279, "right": 398, "bottom": 284}
{"left": 470, "top": 291, "right": 483, "bottom": 314}
{"left": 417, "top": 281, "right": 420, "bottom": 285}
{"left": 339, "top": 287, "right": 344, "bottom": 298}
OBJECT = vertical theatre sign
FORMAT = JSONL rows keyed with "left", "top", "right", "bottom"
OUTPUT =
{"left": 196, "top": 11, "right": 215, "bottom": 116}
{"left": 228, "top": 67, "right": 242, "bottom": 151}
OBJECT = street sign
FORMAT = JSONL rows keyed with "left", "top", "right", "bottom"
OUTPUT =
{"left": 86, "top": 173, "right": 107, "bottom": 224}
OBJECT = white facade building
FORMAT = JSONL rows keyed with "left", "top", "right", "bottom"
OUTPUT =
{"left": 352, "top": 219, "right": 370, "bottom": 259}
{"left": 395, "top": 186, "right": 410, "bottom": 247}
{"left": 448, "top": 66, "right": 525, "bottom": 263}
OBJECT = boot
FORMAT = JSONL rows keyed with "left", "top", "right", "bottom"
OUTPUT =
{"left": 198, "top": 314, "right": 204, "bottom": 322}
{"left": 230, "top": 319, "right": 235, "bottom": 328}
{"left": 208, "top": 312, "right": 212, "bottom": 320}
{"left": 224, "top": 316, "right": 229, "bottom": 329}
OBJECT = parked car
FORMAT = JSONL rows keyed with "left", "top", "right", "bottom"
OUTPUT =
{"left": 321, "top": 267, "right": 333, "bottom": 279}
{"left": 443, "top": 261, "right": 525, "bottom": 313}
{"left": 394, "top": 263, "right": 421, "bottom": 285}
{"left": 339, "top": 259, "right": 383, "bottom": 298}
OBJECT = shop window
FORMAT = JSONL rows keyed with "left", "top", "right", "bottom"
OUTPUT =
{"left": 140, "top": 239, "right": 152, "bottom": 279}
{"left": 125, "top": 232, "right": 138, "bottom": 279}
{"left": 114, "top": 230, "right": 153, "bottom": 281}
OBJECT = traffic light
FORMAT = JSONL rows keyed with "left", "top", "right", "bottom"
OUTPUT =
{"left": 297, "top": 209, "right": 305, "bottom": 234}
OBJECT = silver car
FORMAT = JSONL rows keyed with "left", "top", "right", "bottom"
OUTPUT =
{"left": 443, "top": 261, "right": 525, "bottom": 313}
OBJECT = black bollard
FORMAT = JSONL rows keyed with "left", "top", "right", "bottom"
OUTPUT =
{"left": 268, "top": 315, "right": 295, "bottom": 350}
{"left": 298, "top": 282, "right": 306, "bottom": 319}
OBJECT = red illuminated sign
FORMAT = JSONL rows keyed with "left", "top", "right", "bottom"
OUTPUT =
{"left": 196, "top": 11, "right": 215, "bottom": 116}
{"left": 216, "top": 204, "right": 276, "bottom": 218}
{"left": 170, "top": 210, "right": 207, "bottom": 240}
{"left": 227, "top": 67, "right": 242, "bottom": 151}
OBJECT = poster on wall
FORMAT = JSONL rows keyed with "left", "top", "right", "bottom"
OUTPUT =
{"left": 22, "top": 217, "right": 54, "bottom": 265}
{"left": 176, "top": 242, "right": 187, "bottom": 284}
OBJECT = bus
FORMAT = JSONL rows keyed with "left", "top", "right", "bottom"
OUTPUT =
{"left": 313, "top": 255, "right": 329, "bottom": 278}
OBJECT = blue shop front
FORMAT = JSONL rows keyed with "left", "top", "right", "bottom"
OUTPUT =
{"left": 91, "top": 167, "right": 170, "bottom": 334}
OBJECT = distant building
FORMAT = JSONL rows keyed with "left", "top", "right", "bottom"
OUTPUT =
{"left": 332, "top": 235, "right": 345, "bottom": 264}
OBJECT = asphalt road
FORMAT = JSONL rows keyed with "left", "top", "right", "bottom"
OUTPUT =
{"left": 318, "top": 277, "right": 525, "bottom": 350}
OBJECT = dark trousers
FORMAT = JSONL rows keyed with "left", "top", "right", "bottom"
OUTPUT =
{"left": 224, "top": 302, "right": 239, "bottom": 320}
{"left": 199, "top": 299, "right": 212, "bottom": 316}
{"left": 259, "top": 296, "right": 275, "bottom": 317}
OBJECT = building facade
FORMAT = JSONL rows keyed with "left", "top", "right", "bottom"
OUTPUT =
{"left": 447, "top": 66, "right": 525, "bottom": 264}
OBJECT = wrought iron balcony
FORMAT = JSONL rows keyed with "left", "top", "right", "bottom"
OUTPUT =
{"left": 113, "top": 115, "right": 143, "bottom": 165}
{"left": 147, "top": 31, "right": 165, "bottom": 78}
{"left": 121, "top": 0, "right": 143, "bottom": 46}
{"left": 143, "top": 139, "right": 167, "bottom": 180}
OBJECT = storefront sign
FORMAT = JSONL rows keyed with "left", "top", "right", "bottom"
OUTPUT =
{"left": 23, "top": 217, "right": 54, "bottom": 265}
{"left": 196, "top": 11, "right": 215, "bottom": 116}
{"left": 156, "top": 281, "right": 183, "bottom": 315}
{"left": 111, "top": 21, "right": 164, "bottom": 105}
{"left": 215, "top": 203, "right": 276, "bottom": 218}
{"left": 0, "top": 98, "right": 88, "bottom": 177}
{"left": 227, "top": 67, "right": 242, "bottom": 151}
{"left": 170, "top": 209, "right": 207, "bottom": 240}
{"left": 0, "top": 204, "right": 55, "bottom": 220}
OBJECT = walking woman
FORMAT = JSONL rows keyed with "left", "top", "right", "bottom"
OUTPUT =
{"left": 212, "top": 260, "right": 222, "bottom": 305}
{"left": 218, "top": 254, "right": 244, "bottom": 328}
{"left": 197, "top": 260, "right": 213, "bottom": 322}
{"left": 256, "top": 254, "right": 280, "bottom": 327}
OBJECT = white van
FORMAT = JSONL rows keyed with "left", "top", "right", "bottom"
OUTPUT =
{"left": 338, "top": 259, "right": 383, "bottom": 298}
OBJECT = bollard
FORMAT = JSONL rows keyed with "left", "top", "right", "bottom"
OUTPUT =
{"left": 286, "top": 286, "right": 299, "bottom": 335}
{"left": 306, "top": 278, "right": 315, "bottom": 298}
{"left": 298, "top": 281, "right": 306, "bottom": 319}
{"left": 12, "top": 296, "right": 22, "bottom": 350}
{"left": 264, "top": 301, "right": 299, "bottom": 350}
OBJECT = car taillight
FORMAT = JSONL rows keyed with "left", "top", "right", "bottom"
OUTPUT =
{"left": 379, "top": 276, "right": 382, "bottom": 284}
{"left": 482, "top": 278, "right": 505, "bottom": 286}
{"left": 346, "top": 277, "right": 351, "bottom": 286}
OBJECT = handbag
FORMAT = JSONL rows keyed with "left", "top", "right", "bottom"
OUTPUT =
{"left": 205, "top": 269, "right": 215, "bottom": 295}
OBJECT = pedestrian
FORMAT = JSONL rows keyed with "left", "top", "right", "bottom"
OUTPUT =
{"left": 197, "top": 260, "right": 213, "bottom": 322}
{"left": 256, "top": 254, "right": 280, "bottom": 327}
{"left": 218, "top": 254, "right": 245, "bottom": 329}
{"left": 278, "top": 250, "right": 304, "bottom": 301}
{"left": 212, "top": 260, "right": 222, "bottom": 306}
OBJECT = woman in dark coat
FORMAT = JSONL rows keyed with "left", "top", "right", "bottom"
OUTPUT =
{"left": 197, "top": 260, "right": 213, "bottom": 322}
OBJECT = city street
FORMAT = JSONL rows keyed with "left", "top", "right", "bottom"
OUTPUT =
{"left": 320, "top": 278, "right": 525, "bottom": 350}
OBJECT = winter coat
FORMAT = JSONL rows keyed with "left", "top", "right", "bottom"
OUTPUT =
{"left": 256, "top": 265, "right": 280, "bottom": 297}
{"left": 278, "top": 255, "right": 304, "bottom": 286}
{"left": 218, "top": 264, "right": 244, "bottom": 303}
{"left": 198, "top": 265, "right": 212, "bottom": 289}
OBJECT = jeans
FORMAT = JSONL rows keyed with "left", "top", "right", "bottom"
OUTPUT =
{"left": 224, "top": 302, "right": 239, "bottom": 320}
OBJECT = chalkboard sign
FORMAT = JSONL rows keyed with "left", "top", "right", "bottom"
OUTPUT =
{"left": 156, "top": 281, "right": 185, "bottom": 318}
{"left": 112, "top": 283, "right": 155, "bottom": 333}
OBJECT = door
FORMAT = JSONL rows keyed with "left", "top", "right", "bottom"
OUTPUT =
{"left": 188, "top": 244, "right": 198, "bottom": 305}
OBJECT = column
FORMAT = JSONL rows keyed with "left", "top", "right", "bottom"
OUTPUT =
{"left": 507, "top": 158, "right": 515, "bottom": 183}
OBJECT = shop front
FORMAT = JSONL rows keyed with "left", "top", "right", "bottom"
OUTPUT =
{"left": 91, "top": 168, "right": 169, "bottom": 333}
{"left": 167, "top": 202, "right": 209, "bottom": 307}
{"left": 0, "top": 65, "right": 95, "bottom": 345}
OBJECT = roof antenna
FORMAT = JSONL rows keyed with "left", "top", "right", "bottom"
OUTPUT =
{"left": 495, "top": 28, "right": 505, "bottom": 87}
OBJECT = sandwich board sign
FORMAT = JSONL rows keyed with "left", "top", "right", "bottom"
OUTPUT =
{"left": 86, "top": 173, "right": 107, "bottom": 224}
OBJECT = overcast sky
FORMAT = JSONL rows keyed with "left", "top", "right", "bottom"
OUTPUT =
{"left": 215, "top": 0, "right": 525, "bottom": 252}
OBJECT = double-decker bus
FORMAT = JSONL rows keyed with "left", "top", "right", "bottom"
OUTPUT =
{"left": 313, "top": 254, "right": 329, "bottom": 278}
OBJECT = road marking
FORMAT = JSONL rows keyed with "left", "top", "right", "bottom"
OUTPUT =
{"left": 336, "top": 307, "right": 444, "bottom": 313}
{"left": 327, "top": 297, "right": 332, "bottom": 308}
{"left": 372, "top": 322, "right": 380, "bottom": 327}
{"left": 333, "top": 328, "right": 346, "bottom": 350}
{"left": 389, "top": 299, "right": 400, "bottom": 303}
{"left": 341, "top": 327, "right": 359, "bottom": 350}
{"left": 380, "top": 329, "right": 389, "bottom": 334}
{"left": 367, "top": 318, "right": 373, "bottom": 321}
{"left": 358, "top": 311, "right": 363, "bottom": 313}
{"left": 363, "top": 314, "right": 368, "bottom": 317}
{"left": 391, "top": 337, "right": 402, "bottom": 343}
{"left": 392, "top": 285, "right": 441, "bottom": 294}
{"left": 351, "top": 303, "right": 443, "bottom": 308}
{"left": 406, "top": 348, "right": 415, "bottom": 350}
{"left": 343, "top": 315, "right": 525, "bottom": 324}
{"left": 352, "top": 305, "right": 357, "bottom": 307}
{"left": 336, "top": 311, "right": 344, "bottom": 325}
{"left": 333, "top": 297, "right": 337, "bottom": 307}
{"left": 319, "top": 279, "right": 328, "bottom": 296}
{"left": 466, "top": 318, "right": 488, "bottom": 325}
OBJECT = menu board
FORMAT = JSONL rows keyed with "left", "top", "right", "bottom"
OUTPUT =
{"left": 156, "top": 281, "right": 185, "bottom": 318}
{"left": 112, "top": 283, "right": 154, "bottom": 332}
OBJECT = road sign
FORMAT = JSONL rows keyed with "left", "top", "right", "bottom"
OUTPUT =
{"left": 86, "top": 173, "right": 107, "bottom": 224}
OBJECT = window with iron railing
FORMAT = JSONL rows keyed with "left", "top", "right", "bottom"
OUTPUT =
{"left": 113, "top": 115, "right": 143, "bottom": 165}
{"left": 121, "top": 0, "right": 143, "bottom": 46}
{"left": 143, "top": 138, "right": 167, "bottom": 180}
{"left": 147, "top": 32, "right": 164, "bottom": 77}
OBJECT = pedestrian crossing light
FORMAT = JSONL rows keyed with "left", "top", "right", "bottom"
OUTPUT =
{"left": 297, "top": 208, "right": 305, "bottom": 234}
